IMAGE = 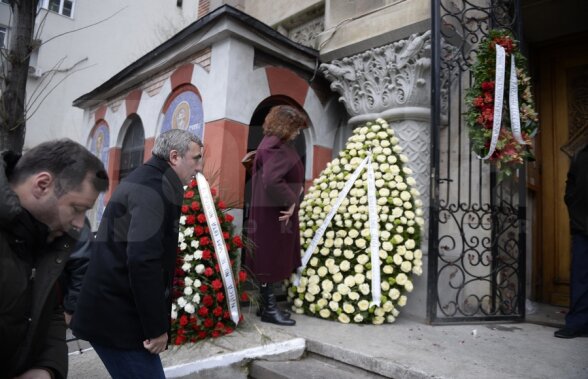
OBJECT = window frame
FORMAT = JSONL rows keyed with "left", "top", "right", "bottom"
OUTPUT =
{"left": 0, "top": 26, "right": 8, "bottom": 50}
{"left": 39, "top": 0, "right": 75, "bottom": 18}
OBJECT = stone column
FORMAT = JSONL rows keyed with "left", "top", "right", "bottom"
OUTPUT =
{"left": 320, "top": 30, "right": 433, "bottom": 246}
{"left": 320, "top": 31, "right": 435, "bottom": 320}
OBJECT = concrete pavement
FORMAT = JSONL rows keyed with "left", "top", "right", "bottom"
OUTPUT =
{"left": 68, "top": 306, "right": 588, "bottom": 378}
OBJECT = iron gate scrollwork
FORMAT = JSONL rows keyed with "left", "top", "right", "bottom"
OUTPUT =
{"left": 428, "top": 0, "right": 526, "bottom": 323}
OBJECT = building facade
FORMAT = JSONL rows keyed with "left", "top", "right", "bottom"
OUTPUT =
{"left": 3, "top": 0, "right": 587, "bottom": 323}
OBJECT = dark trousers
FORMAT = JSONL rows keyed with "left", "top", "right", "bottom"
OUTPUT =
{"left": 92, "top": 343, "right": 166, "bottom": 379}
{"left": 566, "top": 233, "right": 588, "bottom": 331}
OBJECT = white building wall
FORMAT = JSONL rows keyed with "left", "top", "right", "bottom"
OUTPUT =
{"left": 23, "top": 0, "right": 200, "bottom": 149}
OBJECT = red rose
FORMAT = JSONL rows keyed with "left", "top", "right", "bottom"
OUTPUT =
{"left": 213, "top": 306, "right": 223, "bottom": 317}
{"left": 204, "top": 318, "right": 214, "bottom": 328}
{"left": 223, "top": 311, "right": 230, "bottom": 319}
{"left": 216, "top": 292, "right": 225, "bottom": 302}
{"left": 224, "top": 327, "right": 234, "bottom": 334}
{"left": 174, "top": 336, "right": 184, "bottom": 345}
{"left": 200, "top": 284, "right": 208, "bottom": 293}
{"left": 202, "top": 250, "right": 212, "bottom": 260}
{"left": 179, "top": 315, "right": 188, "bottom": 326}
{"left": 225, "top": 214, "right": 234, "bottom": 222}
{"left": 210, "top": 188, "right": 217, "bottom": 196}
{"left": 232, "top": 236, "right": 243, "bottom": 248}
{"left": 198, "top": 307, "right": 209, "bottom": 317}
{"left": 189, "top": 178, "right": 197, "bottom": 188}
{"left": 217, "top": 201, "right": 226, "bottom": 209}
{"left": 181, "top": 205, "right": 189, "bottom": 214}
{"left": 481, "top": 81, "right": 495, "bottom": 91}
{"left": 211, "top": 330, "right": 221, "bottom": 338}
{"left": 195, "top": 226, "right": 204, "bottom": 236}
{"left": 212, "top": 279, "right": 223, "bottom": 290}
{"left": 240, "top": 292, "right": 249, "bottom": 301}
{"left": 472, "top": 97, "right": 484, "bottom": 108}
{"left": 238, "top": 271, "right": 247, "bottom": 282}
{"left": 191, "top": 201, "right": 201, "bottom": 211}
{"left": 204, "top": 267, "right": 214, "bottom": 277}
{"left": 203, "top": 295, "right": 214, "bottom": 307}
{"left": 185, "top": 215, "right": 196, "bottom": 225}
{"left": 223, "top": 231, "right": 229, "bottom": 240}
{"left": 215, "top": 322, "right": 225, "bottom": 330}
{"left": 198, "top": 331, "right": 207, "bottom": 339}
{"left": 197, "top": 214, "right": 207, "bottom": 224}
{"left": 184, "top": 190, "right": 195, "bottom": 199}
{"left": 200, "top": 237, "right": 210, "bottom": 246}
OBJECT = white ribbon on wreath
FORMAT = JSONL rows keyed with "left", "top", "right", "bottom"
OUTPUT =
{"left": 196, "top": 172, "right": 240, "bottom": 325}
{"left": 294, "top": 152, "right": 382, "bottom": 306}
{"left": 479, "top": 44, "right": 528, "bottom": 160}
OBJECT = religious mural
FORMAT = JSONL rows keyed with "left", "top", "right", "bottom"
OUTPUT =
{"left": 161, "top": 90, "right": 204, "bottom": 140}
{"left": 89, "top": 122, "right": 110, "bottom": 225}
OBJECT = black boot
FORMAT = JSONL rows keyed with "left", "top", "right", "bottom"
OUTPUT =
{"left": 256, "top": 306, "right": 291, "bottom": 318}
{"left": 260, "top": 283, "right": 295, "bottom": 326}
{"left": 256, "top": 297, "right": 291, "bottom": 318}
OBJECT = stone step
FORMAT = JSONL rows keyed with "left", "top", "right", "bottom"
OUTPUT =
{"left": 249, "top": 352, "right": 389, "bottom": 379}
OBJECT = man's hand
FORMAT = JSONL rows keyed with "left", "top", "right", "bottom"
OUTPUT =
{"left": 14, "top": 368, "right": 52, "bottom": 379}
{"left": 279, "top": 203, "right": 296, "bottom": 226}
{"left": 143, "top": 332, "right": 168, "bottom": 354}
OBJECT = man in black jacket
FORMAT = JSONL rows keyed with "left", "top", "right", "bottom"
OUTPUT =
{"left": 0, "top": 140, "right": 108, "bottom": 379}
{"left": 555, "top": 143, "right": 588, "bottom": 339}
{"left": 72, "top": 129, "right": 203, "bottom": 378}
{"left": 60, "top": 217, "right": 93, "bottom": 325}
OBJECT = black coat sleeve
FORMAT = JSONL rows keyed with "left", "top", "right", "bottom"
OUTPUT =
{"left": 61, "top": 219, "right": 92, "bottom": 314}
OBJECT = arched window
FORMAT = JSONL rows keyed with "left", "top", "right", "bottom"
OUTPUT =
{"left": 119, "top": 116, "right": 145, "bottom": 180}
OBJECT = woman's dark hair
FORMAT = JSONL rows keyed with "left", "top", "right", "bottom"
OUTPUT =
{"left": 11, "top": 139, "right": 109, "bottom": 196}
{"left": 262, "top": 105, "right": 306, "bottom": 140}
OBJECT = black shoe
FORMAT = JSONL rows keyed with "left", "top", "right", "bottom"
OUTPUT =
{"left": 554, "top": 328, "right": 585, "bottom": 339}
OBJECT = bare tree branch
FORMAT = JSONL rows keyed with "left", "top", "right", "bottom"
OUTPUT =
{"left": 39, "top": 6, "right": 127, "bottom": 48}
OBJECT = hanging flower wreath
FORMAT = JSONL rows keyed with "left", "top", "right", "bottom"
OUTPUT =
{"left": 465, "top": 29, "right": 539, "bottom": 178}
{"left": 169, "top": 178, "right": 248, "bottom": 345}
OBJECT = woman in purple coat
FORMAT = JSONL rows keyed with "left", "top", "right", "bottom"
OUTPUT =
{"left": 247, "top": 105, "right": 306, "bottom": 326}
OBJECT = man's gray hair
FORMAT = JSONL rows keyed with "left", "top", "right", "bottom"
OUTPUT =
{"left": 152, "top": 129, "right": 203, "bottom": 161}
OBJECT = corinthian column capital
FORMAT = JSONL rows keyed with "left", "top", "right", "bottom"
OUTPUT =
{"left": 320, "top": 30, "right": 432, "bottom": 124}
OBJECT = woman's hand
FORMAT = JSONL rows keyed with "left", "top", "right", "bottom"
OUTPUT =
{"left": 279, "top": 203, "right": 296, "bottom": 226}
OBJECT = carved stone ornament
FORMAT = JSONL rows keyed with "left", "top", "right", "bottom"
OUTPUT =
{"left": 321, "top": 31, "right": 432, "bottom": 124}
{"left": 289, "top": 17, "right": 325, "bottom": 49}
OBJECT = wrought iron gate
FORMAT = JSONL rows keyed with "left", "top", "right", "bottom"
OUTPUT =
{"left": 427, "top": 0, "right": 526, "bottom": 323}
